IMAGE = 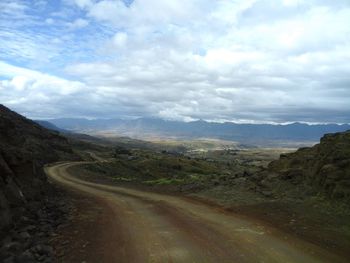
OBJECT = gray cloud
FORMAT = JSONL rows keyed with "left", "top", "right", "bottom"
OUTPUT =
{"left": 0, "top": 0, "right": 350, "bottom": 123}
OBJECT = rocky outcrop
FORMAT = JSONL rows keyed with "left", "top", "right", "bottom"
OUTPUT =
{"left": 266, "top": 130, "right": 350, "bottom": 199}
{"left": 0, "top": 104, "right": 79, "bottom": 233}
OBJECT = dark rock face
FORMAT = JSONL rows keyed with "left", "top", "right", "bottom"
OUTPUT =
{"left": 0, "top": 104, "right": 79, "bottom": 232}
{"left": 267, "top": 130, "right": 350, "bottom": 199}
{"left": 0, "top": 187, "right": 73, "bottom": 262}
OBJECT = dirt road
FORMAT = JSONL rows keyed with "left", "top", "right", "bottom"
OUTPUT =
{"left": 45, "top": 162, "right": 347, "bottom": 263}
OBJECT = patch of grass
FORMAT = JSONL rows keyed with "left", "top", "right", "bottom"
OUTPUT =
{"left": 81, "top": 147, "right": 291, "bottom": 192}
{"left": 84, "top": 149, "right": 221, "bottom": 182}
{"left": 112, "top": 176, "right": 134, "bottom": 182}
{"left": 144, "top": 178, "right": 185, "bottom": 185}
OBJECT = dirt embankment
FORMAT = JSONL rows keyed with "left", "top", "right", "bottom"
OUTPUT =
{"left": 0, "top": 104, "right": 81, "bottom": 262}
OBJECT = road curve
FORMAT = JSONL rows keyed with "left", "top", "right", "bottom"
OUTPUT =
{"left": 45, "top": 162, "right": 346, "bottom": 263}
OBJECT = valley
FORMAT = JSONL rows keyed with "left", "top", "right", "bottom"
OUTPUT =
{"left": 1, "top": 104, "right": 349, "bottom": 262}
{"left": 56, "top": 135, "right": 350, "bottom": 262}
{"left": 2, "top": 1, "right": 350, "bottom": 262}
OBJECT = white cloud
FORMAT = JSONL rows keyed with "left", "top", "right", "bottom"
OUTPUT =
{"left": 0, "top": 1, "right": 28, "bottom": 18}
{"left": 0, "top": 61, "right": 88, "bottom": 119}
{"left": 67, "top": 18, "right": 89, "bottom": 30}
{"left": 45, "top": 18, "right": 54, "bottom": 24}
{"left": 1, "top": 0, "right": 350, "bottom": 123}
{"left": 9, "top": 76, "right": 32, "bottom": 91}
{"left": 112, "top": 32, "right": 127, "bottom": 48}
{"left": 282, "top": 0, "right": 303, "bottom": 7}
{"left": 73, "top": 0, "right": 94, "bottom": 9}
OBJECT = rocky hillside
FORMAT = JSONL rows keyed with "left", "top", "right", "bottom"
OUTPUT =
{"left": 260, "top": 130, "right": 350, "bottom": 200}
{"left": 0, "top": 104, "right": 79, "bottom": 232}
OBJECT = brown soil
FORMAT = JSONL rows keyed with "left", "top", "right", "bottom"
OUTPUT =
{"left": 69, "top": 163, "right": 350, "bottom": 260}
{"left": 50, "top": 189, "right": 122, "bottom": 262}
{"left": 45, "top": 162, "right": 349, "bottom": 263}
{"left": 188, "top": 196, "right": 350, "bottom": 260}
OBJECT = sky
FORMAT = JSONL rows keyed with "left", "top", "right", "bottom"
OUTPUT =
{"left": 0, "top": 0, "right": 350, "bottom": 123}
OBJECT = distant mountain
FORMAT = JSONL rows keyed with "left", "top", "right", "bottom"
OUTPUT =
{"left": 35, "top": 120, "right": 69, "bottom": 133}
{"left": 48, "top": 118, "right": 125, "bottom": 131}
{"left": 35, "top": 120, "right": 114, "bottom": 145}
{"left": 47, "top": 117, "right": 350, "bottom": 146}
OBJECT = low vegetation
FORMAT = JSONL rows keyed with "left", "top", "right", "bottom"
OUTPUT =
{"left": 70, "top": 130, "right": 350, "bottom": 258}
{"left": 78, "top": 143, "right": 288, "bottom": 195}
{"left": 82, "top": 148, "right": 223, "bottom": 187}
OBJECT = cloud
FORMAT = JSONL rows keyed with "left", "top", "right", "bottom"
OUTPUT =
{"left": 66, "top": 18, "right": 90, "bottom": 30}
{"left": 73, "top": 0, "right": 94, "bottom": 9}
{"left": 0, "top": 61, "right": 85, "bottom": 95}
{"left": 112, "top": 32, "right": 128, "bottom": 48}
{"left": 0, "top": 61, "right": 91, "bottom": 118}
{"left": 0, "top": 1, "right": 28, "bottom": 18}
{"left": 0, "top": 0, "right": 113, "bottom": 70}
{"left": 0, "top": 0, "right": 350, "bottom": 123}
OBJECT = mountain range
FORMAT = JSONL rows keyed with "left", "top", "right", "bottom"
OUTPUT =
{"left": 44, "top": 118, "right": 350, "bottom": 146}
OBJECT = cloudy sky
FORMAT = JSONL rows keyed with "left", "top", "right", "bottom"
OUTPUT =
{"left": 0, "top": 0, "right": 349, "bottom": 123}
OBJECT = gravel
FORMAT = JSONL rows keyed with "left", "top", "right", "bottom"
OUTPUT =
{"left": 0, "top": 186, "right": 72, "bottom": 262}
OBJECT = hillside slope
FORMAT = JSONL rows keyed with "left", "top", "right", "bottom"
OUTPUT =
{"left": 259, "top": 130, "right": 350, "bottom": 200}
{"left": 0, "top": 104, "right": 79, "bottom": 232}
{"left": 34, "top": 120, "right": 68, "bottom": 133}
